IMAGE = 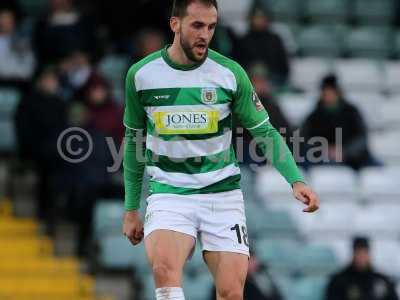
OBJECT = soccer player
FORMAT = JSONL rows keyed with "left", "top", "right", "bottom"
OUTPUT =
{"left": 122, "top": 1, "right": 320, "bottom": 299}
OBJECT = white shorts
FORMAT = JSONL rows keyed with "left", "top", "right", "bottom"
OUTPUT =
{"left": 143, "top": 189, "right": 249, "bottom": 257}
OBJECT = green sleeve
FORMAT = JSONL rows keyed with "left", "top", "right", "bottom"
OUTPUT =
{"left": 123, "top": 66, "right": 146, "bottom": 211}
{"left": 232, "top": 64, "right": 305, "bottom": 186}
{"left": 249, "top": 122, "right": 306, "bottom": 185}
{"left": 231, "top": 64, "right": 270, "bottom": 130}
{"left": 123, "top": 128, "right": 145, "bottom": 211}
{"left": 123, "top": 66, "right": 146, "bottom": 130}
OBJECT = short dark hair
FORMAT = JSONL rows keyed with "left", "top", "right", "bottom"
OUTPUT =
{"left": 320, "top": 74, "right": 339, "bottom": 90}
{"left": 172, "top": 0, "right": 218, "bottom": 18}
{"left": 353, "top": 237, "right": 370, "bottom": 251}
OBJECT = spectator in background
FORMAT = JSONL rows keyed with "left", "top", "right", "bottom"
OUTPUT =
{"left": 33, "top": 0, "right": 98, "bottom": 66}
{"left": 240, "top": 5, "right": 290, "bottom": 88}
{"left": 235, "top": 63, "right": 293, "bottom": 167}
{"left": 94, "top": 0, "right": 172, "bottom": 52}
{"left": 63, "top": 101, "right": 121, "bottom": 256}
{"left": 326, "top": 237, "right": 399, "bottom": 300}
{"left": 131, "top": 29, "right": 165, "bottom": 61}
{"left": 15, "top": 67, "right": 67, "bottom": 234}
{"left": 302, "top": 74, "right": 378, "bottom": 170}
{"left": 249, "top": 63, "right": 292, "bottom": 136}
{"left": 79, "top": 74, "right": 124, "bottom": 145}
{"left": 209, "top": 23, "right": 240, "bottom": 60}
{"left": 59, "top": 51, "right": 98, "bottom": 99}
{"left": 209, "top": 252, "right": 283, "bottom": 300}
{"left": 0, "top": 7, "right": 35, "bottom": 85}
{"left": 0, "top": 0, "right": 20, "bottom": 14}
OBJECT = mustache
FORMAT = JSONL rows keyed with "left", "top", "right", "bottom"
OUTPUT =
{"left": 193, "top": 40, "right": 207, "bottom": 47}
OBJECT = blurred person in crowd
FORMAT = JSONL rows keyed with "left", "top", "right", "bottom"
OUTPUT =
{"left": 79, "top": 73, "right": 124, "bottom": 145}
{"left": 209, "top": 23, "right": 240, "bottom": 59}
{"left": 133, "top": 29, "right": 166, "bottom": 61}
{"left": 59, "top": 51, "right": 98, "bottom": 99}
{"left": 95, "top": 0, "right": 172, "bottom": 50}
{"left": 302, "top": 74, "right": 379, "bottom": 170}
{"left": 236, "top": 63, "right": 293, "bottom": 166}
{"left": 63, "top": 101, "right": 122, "bottom": 256}
{"left": 0, "top": 0, "right": 20, "bottom": 14}
{"left": 249, "top": 63, "right": 292, "bottom": 137}
{"left": 33, "top": 0, "right": 98, "bottom": 66}
{"left": 209, "top": 252, "right": 283, "bottom": 300}
{"left": 326, "top": 237, "right": 399, "bottom": 300}
{"left": 0, "top": 7, "right": 35, "bottom": 84}
{"left": 15, "top": 67, "right": 67, "bottom": 234}
{"left": 240, "top": 5, "right": 290, "bottom": 88}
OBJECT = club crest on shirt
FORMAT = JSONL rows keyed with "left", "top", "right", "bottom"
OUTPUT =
{"left": 201, "top": 88, "right": 218, "bottom": 104}
{"left": 252, "top": 90, "right": 264, "bottom": 111}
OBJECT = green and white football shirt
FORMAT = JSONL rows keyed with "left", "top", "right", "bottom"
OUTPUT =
{"left": 124, "top": 46, "right": 269, "bottom": 196}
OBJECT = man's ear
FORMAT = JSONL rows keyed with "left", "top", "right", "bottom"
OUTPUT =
{"left": 170, "top": 17, "right": 180, "bottom": 34}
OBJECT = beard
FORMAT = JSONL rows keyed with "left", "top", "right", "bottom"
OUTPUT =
{"left": 180, "top": 33, "right": 208, "bottom": 64}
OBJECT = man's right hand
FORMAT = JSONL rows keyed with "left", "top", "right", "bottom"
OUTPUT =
{"left": 123, "top": 210, "right": 144, "bottom": 245}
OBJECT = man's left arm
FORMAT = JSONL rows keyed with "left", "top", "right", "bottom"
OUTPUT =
{"left": 232, "top": 64, "right": 319, "bottom": 213}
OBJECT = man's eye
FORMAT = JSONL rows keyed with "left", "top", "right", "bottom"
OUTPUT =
{"left": 193, "top": 23, "right": 203, "bottom": 29}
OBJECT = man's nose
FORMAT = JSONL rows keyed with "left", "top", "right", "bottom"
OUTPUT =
{"left": 199, "top": 27, "right": 211, "bottom": 41}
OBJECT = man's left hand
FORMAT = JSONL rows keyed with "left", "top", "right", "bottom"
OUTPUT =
{"left": 292, "top": 182, "right": 320, "bottom": 213}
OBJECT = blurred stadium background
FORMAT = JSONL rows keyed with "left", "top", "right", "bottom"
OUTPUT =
{"left": 0, "top": 0, "right": 400, "bottom": 299}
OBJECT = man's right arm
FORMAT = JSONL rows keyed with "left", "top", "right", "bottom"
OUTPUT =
{"left": 122, "top": 66, "right": 147, "bottom": 245}
{"left": 123, "top": 66, "right": 146, "bottom": 211}
{"left": 123, "top": 128, "right": 145, "bottom": 211}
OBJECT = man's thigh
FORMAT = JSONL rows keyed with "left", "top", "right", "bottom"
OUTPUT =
{"left": 203, "top": 251, "right": 248, "bottom": 298}
{"left": 145, "top": 229, "right": 195, "bottom": 287}
{"left": 199, "top": 190, "right": 249, "bottom": 256}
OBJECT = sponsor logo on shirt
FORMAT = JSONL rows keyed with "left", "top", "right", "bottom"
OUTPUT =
{"left": 201, "top": 88, "right": 218, "bottom": 104}
{"left": 153, "top": 110, "right": 219, "bottom": 135}
{"left": 154, "top": 95, "right": 171, "bottom": 100}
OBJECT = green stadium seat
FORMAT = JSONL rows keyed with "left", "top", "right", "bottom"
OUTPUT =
{"left": 93, "top": 200, "right": 125, "bottom": 239}
{"left": 294, "top": 245, "right": 339, "bottom": 276}
{"left": 346, "top": 27, "right": 393, "bottom": 58}
{"left": 99, "top": 55, "right": 129, "bottom": 90}
{"left": 260, "top": 0, "right": 301, "bottom": 21}
{"left": 93, "top": 197, "right": 147, "bottom": 237}
{"left": 304, "top": 0, "right": 349, "bottom": 22}
{"left": 99, "top": 55, "right": 130, "bottom": 103}
{"left": 298, "top": 25, "right": 346, "bottom": 57}
{"left": 0, "top": 88, "right": 21, "bottom": 119}
{"left": 279, "top": 22, "right": 302, "bottom": 38}
{"left": 248, "top": 206, "right": 299, "bottom": 239}
{"left": 393, "top": 31, "right": 400, "bottom": 58}
{"left": 353, "top": 0, "right": 396, "bottom": 25}
{"left": 183, "top": 272, "right": 213, "bottom": 300}
{"left": 291, "top": 276, "right": 328, "bottom": 300}
{"left": 239, "top": 165, "right": 260, "bottom": 203}
{"left": 142, "top": 274, "right": 156, "bottom": 300}
{"left": 274, "top": 275, "right": 294, "bottom": 300}
{"left": 244, "top": 202, "right": 268, "bottom": 236}
{"left": 255, "top": 238, "right": 301, "bottom": 275}
{"left": 98, "top": 235, "right": 149, "bottom": 271}
{"left": 0, "top": 121, "right": 16, "bottom": 153}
